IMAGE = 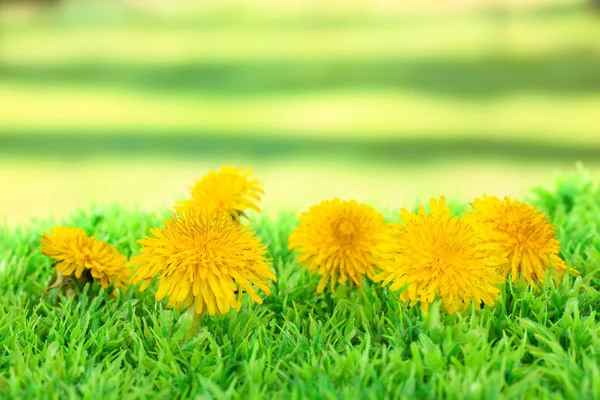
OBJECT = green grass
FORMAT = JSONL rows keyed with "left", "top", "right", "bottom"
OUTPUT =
{"left": 1, "top": 170, "right": 600, "bottom": 399}
{"left": 1, "top": 1, "right": 599, "bottom": 148}
{"left": 2, "top": 1, "right": 599, "bottom": 227}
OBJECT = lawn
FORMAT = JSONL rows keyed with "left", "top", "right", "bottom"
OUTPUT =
{"left": 1, "top": 1, "right": 600, "bottom": 225}
{"left": 1, "top": 1, "right": 599, "bottom": 145}
{"left": 1, "top": 170, "right": 599, "bottom": 399}
{"left": 2, "top": 3, "right": 599, "bottom": 395}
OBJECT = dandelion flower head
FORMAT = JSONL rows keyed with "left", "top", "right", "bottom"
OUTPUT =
{"left": 40, "top": 226, "right": 130, "bottom": 289}
{"left": 175, "top": 165, "right": 263, "bottom": 219}
{"left": 464, "top": 195, "right": 577, "bottom": 284}
{"left": 374, "top": 197, "right": 505, "bottom": 315}
{"left": 288, "top": 198, "right": 385, "bottom": 293}
{"left": 129, "top": 208, "right": 276, "bottom": 316}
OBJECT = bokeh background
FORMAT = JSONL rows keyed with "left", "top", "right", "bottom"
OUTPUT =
{"left": 1, "top": 0, "right": 599, "bottom": 225}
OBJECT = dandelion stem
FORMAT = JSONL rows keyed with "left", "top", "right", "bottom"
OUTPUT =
{"left": 188, "top": 309, "right": 202, "bottom": 339}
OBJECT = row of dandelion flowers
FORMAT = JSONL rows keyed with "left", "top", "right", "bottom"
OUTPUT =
{"left": 40, "top": 165, "right": 578, "bottom": 317}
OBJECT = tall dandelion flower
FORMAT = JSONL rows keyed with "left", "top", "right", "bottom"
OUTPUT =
{"left": 464, "top": 195, "right": 578, "bottom": 284}
{"left": 374, "top": 197, "right": 505, "bottom": 315}
{"left": 129, "top": 209, "right": 276, "bottom": 316}
{"left": 175, "top": 165, "right": 263, "bottom": 220}
{"left": 40, "top": 226, "right": 130, "bottom": 290}
{"left": 288, "top": 198, "right": 385, "bottom": 293}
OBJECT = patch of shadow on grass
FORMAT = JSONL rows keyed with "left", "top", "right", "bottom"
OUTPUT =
{"left": 1, "top": 131, "right": 599, "bottom": 165}
{"left": 1, "top": 50, "right": 599, "bottom": 98}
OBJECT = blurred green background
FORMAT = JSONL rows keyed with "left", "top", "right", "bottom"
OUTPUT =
{"left": 1, "top": 0, "right": 599, "bottom": 225}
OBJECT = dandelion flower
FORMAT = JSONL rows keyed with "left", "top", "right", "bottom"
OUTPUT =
{"left": 129, "top": 209, "right": 276, "bottom": 316}
{"left": 175, "top": 165, "right": 263, "bottom": 220}
{"left": 288, "top": 198, "right": 385, "bottom": 293}
{"left": 40, "top": 226, "right": 130, "bottom": 290}
{"left": 374, "top": 197, "right": 505, "bottom": 315}
{"left": 464, "top": 195, "right": 577, "bottom": 284}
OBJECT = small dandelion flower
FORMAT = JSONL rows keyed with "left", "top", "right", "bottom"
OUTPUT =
{"left": 288, "top": 198, "right": 385, "bottom": 293}
{"left": 464, "top": 195, "right": 578, "bottom": 284}
{"left": 373, "top": 197, "right": 505, "bottom": 315}
{"left": 129, "top": 209, "right": 276, "bottom": 316}
{"left": 175, "top": 165, "right": 263, "bottom": 220}
{"left": 40, "top": 226, "right": 130, "bottom": 290}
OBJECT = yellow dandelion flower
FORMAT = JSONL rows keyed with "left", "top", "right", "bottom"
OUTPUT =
{"left": 373, "top": 197, "right": 505, "bottom": 315}
{"left": 288, "top": 198, "right": 385, "bottom": 293}
{"left": 175, "top": 165, "right": 263, "bottom": 219}
{"left": 129, "top": 209, "right": 276, "bottom": 316}
{"left": 40, "top": 226, "right": 130, "bottom": 289}
{"left": 464, "top": 195, "right": 578, "bottom": 284}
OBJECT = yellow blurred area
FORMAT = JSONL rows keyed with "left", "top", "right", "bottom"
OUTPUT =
{"left": 1, "top": 0, "right": 599, "bottom": 225}
{"left": 3, "top": 12, "right": 597, "bottom": 64}
{"left": 3, "top": 157, "right": 594, "bottom": 225}
{"left": 2, "top": 85, "right": 599, "bottom": 144}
